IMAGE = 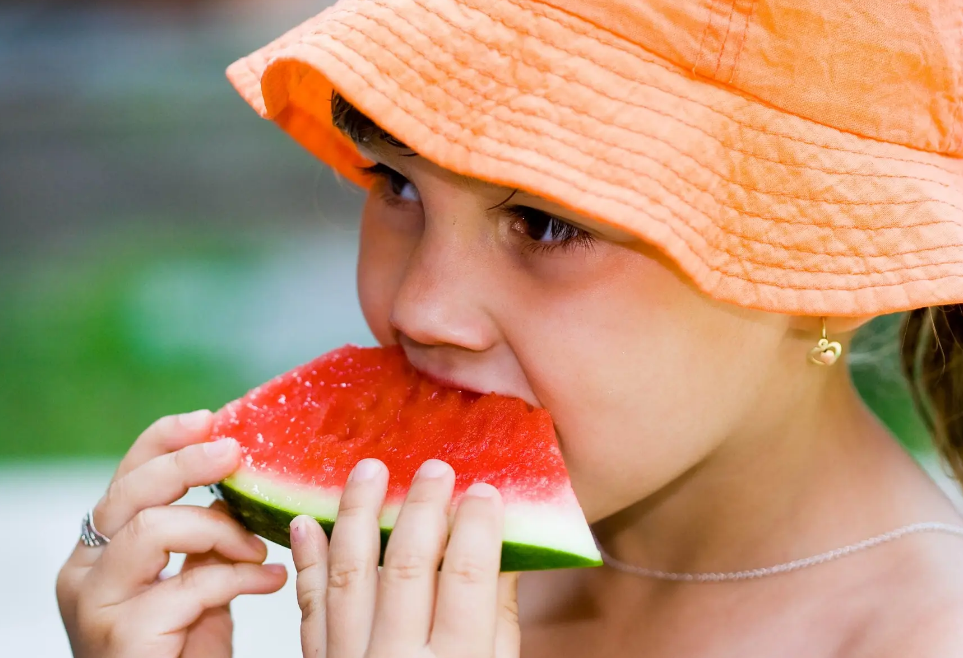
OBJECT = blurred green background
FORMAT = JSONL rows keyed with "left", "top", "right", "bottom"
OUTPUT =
{"left": 1, "top": 0, "right": 376, "bottom": 463}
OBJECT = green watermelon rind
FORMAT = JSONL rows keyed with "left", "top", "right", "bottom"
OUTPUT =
{"left": 213, "top": 477, "right": 603, "bottom": 572}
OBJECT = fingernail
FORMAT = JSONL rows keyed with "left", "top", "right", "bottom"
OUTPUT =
{"left": 466, "top": 482, "right": 496, "bottom": 498}
{"left": 349, "top": 458, "right": 383, "bottom": 482}
{"left": 179, "top": 409, "right": 212, "bottom": 430}
{"left": 290, "top": 516, "right": 306, "bottom": 542}
{"left": 204, "top": 438, "right": 237, "bottom": 458}
{"left": 417, "top": 459, "right": 450, "bottom": 479}
{"left": 264, "top": 563, "right": 287, "bottom": 576}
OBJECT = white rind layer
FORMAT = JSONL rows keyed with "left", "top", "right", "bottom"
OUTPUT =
{"left": 225, "top": 469, "right": 601, "bottom": 561}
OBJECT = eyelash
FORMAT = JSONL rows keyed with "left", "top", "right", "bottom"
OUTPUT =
{"left": 358, "top": 163, "right": 417, "bottom": 208}
{"left": 503, "top": 206, "right": 596, "bottom": 255}
{"left": 358, "top": 163, "right": 595, "bottom": 254}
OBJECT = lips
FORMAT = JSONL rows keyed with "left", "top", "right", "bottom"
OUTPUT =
{"left": 408, "top": 361, "right": 490, "bottom": 396}
{"left": 397, "top": 337, "right": 540, "bottom": 405}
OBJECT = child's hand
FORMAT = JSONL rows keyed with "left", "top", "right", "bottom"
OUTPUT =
{"left": 56, "top": 411, "right": 288, "bottom": 658}
{"left": 291, "top": 458, "right": 521, "bottom": 658}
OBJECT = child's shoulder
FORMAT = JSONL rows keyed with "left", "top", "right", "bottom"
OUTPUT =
{"left": 852, "top": 605, "right": 963, "bottom": 658}
{"left": 845, "top": 533, "right": 963, "bottom": 658}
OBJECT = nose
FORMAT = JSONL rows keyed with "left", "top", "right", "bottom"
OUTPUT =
{"left": 388, "top": 229, "right": 500, "bottom": 352}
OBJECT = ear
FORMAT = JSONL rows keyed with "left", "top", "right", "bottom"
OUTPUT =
{"left": 787, "top": 314, "right": 879, "bottom": 337}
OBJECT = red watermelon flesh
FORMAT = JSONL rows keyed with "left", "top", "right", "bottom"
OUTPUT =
{"left": 211, "top": 345, "right": 601, "bottom": 571}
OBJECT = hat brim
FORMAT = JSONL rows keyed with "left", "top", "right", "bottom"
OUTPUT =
{"left": 227, "top": 0, "right": 963, "bottom": 317}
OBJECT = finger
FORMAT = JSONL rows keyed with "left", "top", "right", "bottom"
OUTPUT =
{"left": 56, "top": 563, "right": 86, "bottom": 636}
{"left": 113, "top": 410, "right": 214, "bottom": 481}
{"left": 369, "top": 460, "right": 454, "bottom": 652}
{"left": 129, "top": 561, "right": 287, "bottom": 636}
{"left": 178, "top": 550, "right": 236, "bottom": 658}
{"left": 178, "top": 549, "right": 226, "bottom": 575}
{"left": 88, "top": 505, "right": 267, "bottom": 607}
{"left": 176, "top": 501, "right": 245, "bottom": 576}
{"left": 94, "top": 438, "right": 241, "bottom": 538}
{"left": 494, "top": 573, "right": 522, "bottom": 658}
{"left": 430, "top": 482, "right": 504, "bottom": 657}
{"left": 291, "top": 515, "right": 328, "bottom": 658}
{"left": 58, "top": 476, "right": 238, "bottom": 630}
{"left": 326, "top": 458, "right": 388, "bottom": 658}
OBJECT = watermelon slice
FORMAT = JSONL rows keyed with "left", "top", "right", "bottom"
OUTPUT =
{"left": 210, "top": 345, "right": 601, "bottom": 571}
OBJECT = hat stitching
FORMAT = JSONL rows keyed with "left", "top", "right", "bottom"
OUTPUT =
{"left": 308, "top": 38, "right": 963, "bottom": 284}
{"left": 692, "top": 0, "right": 721, "bottom": 75}
{"left": 306, "top": 25, "right": 959, "bottom": 261}
{"left": 237, "top": 4, "right": 963, "bottom": 300}
{"left": 314, "top": 15, "right": 963, "bottom": 242}
{"left": 230, "top": 94, "right": 963, "bottom": 309}
{"left": 711, "top": 0, "right": 751, "bottom": 83}
{"left": 726, "top": 0, "right": 757, "bottom": 84}
{"left": 497, "top": 0, "right": 963, "bottom": 167}
{"left": 319, "top": 39, "right": 962, "bottom": 263}
{"left": 350, "top": 0, "right": 963, "bottom": 178}
{"left": 709, "top": 0, "right": 738, "bottom": 79}
{"left": 242, "top": 75, "right": 963, "bottom": 311}
{"left": 305, "top": 0, "right": 963, "bottom": 174}
{"left": 334, "top": 4, "right": 963, "bottom": 214}
{"left": 945, "top": 17, "right": 963, "bottom": 154}
{"left": 477, "top": 0, "right": 963, "bottom": 169}
{"left": 255, "top": 27, "right": 957, "bottom": 197}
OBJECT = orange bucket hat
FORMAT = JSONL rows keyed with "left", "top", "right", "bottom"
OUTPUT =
{"left": 227, "top": 0, "right": 963, "bottom": 318}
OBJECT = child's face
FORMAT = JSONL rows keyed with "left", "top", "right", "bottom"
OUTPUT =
{"left": 355, "top": 144, "right": 794, "bottom": 522}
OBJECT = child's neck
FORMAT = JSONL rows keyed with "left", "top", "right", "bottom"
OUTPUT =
{"left": 591, "top": 366, "right": 957, "bottom": 582}
{"left": 517, "top": 368, "right": 962, "bottom": 657}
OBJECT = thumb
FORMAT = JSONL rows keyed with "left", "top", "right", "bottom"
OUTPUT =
{"left": 291, "top": 515, "right": 328, "bottom": 658}
{"left": 495, "top": 572, "right": 521, "bottom": 657}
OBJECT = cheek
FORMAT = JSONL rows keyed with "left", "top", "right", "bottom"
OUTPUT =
{"left": 357, "top": 196, "right": 412, "bottom": 345}
{"left": 510, "top": 249, "right": 781, "bottom": 520}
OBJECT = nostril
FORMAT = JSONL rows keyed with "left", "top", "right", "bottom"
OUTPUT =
{"left": 391, "top": 308, "right": 498, "bottom": 353}
{"left": 386, "top": 253, "right": 500, "bottom": 352}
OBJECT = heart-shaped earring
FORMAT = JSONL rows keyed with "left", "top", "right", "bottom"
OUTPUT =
{"left": 808, "top": 317, "right": 842, "bottom": 366}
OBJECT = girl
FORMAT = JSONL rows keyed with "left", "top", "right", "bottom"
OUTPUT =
{"left": 57, "top": 0, "right": 963, "bottom": 655}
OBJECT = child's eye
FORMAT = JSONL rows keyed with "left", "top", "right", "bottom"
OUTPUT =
{"left": 506, "top": 206, "right": 595, "bottom": 253}
{"left": 359, "top": 163, "right": 421, "bottom": 203}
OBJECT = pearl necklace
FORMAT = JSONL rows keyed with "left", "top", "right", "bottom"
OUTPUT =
{"left": 596, "top": 522, "right": 963, "bottom": 583}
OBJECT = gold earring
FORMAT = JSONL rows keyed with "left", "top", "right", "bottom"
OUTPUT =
{"left": 808, "top": 317, "right": 842, "bottom": 366}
